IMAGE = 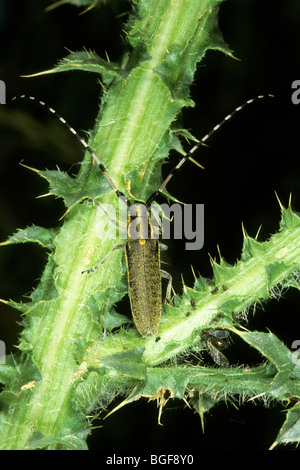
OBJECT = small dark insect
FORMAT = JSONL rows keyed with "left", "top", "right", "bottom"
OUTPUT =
{"left": 221, "top": 285, "right": 228, "bottom": 291}
{"left": 155, "top": 336, "right": 161, "bottom": 342}
{"left": 211, "top": 287, "right": 219, "bottom": 295}
{"left": 190, "top": 299, "right": 196, "bottom": 309}
{"left": 206, "top": 279, "right": 215, "bottom": 286}
{"left": 186, "top": 311, "right": 191, "bottom": 317}
{"left": 212, "top": 313, "right": 224, "bottom": 322}
{"left": 201, "top": 328, "right": 230, "bottom": 366}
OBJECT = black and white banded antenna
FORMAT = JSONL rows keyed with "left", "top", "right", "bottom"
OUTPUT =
{"left": 146, "top": 94, "right": 274, "bottom": 205}
{"left": 12, "top": 94, "right": 129, "bottom": 206}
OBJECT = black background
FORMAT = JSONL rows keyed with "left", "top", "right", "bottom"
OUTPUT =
{"left": 0, "top": 0, "right": 299, "bottom": 451}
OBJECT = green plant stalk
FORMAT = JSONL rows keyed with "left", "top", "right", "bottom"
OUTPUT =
{"left": 0, "top": 0, "right": 231, "bottom": 450}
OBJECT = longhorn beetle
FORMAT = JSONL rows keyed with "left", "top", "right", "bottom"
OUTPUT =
{"left": 12, "top": 94, "right": 273, "bottom": 336}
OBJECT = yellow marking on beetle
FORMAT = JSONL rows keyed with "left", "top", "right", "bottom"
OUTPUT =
{"left": 20, "top": 380, "right": 37, "bottom": 392}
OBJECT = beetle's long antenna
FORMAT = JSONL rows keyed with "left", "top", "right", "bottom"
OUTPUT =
{"left": 12, "top": 95, "right": 130, "bottom": 205}
{"left": 146, "top": 94, "right": 274, "bottom": 206}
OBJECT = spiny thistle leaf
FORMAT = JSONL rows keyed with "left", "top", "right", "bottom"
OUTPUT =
{"left": 0, "top": 226, "right": 57, "bottom": 249}
{"left": 270, "top": 405, "right": 300, "bottom": 449}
